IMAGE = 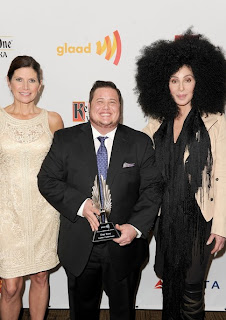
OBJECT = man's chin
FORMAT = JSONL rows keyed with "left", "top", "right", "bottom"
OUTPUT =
{"left": 100, "top": 123, "right": 116, "bottom": 128}
{"left": 91, "top": 120, "right": 119, "bottom": 129}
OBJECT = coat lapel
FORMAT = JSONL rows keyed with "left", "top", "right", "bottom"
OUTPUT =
{"left": 202, "top": 113, "right": 219, "bottom": 131}
{"left": 78, "top": 123, "right": 130, "bottom": 189}
{"left": 107, "top": 124, "right": 129, "bottom": 188}
{"left": 79, "top": 122, "right": 98, "bottom": 184}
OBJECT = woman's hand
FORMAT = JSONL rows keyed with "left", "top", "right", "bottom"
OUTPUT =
{"left": 206, "top": 233, "right": 226, "bottom": 254}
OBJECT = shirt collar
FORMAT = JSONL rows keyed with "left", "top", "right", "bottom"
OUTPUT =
{"left": 91, "top": 125, "right": 117, "bottom": 140}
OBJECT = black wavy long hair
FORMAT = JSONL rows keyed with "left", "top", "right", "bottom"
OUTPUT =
{"left": 135, "top": 29, "right": 226, "bottom": 121}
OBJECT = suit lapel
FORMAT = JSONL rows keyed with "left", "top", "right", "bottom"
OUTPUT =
{"left": 107, "top": 124, "right": 128, "bottom": 188}
{"left": 78, "top": 123, "right": 129, "bottom": 188}
{"left": 79, "top": 122, "right": 98, "bottom": 183}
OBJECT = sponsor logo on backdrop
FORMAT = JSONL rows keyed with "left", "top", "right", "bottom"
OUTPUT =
{"left": 175, "top": 34, "right": 199, "bottom": 40}
{"left": 175, "top": 35, "right": 182, "bottom": 40}
{"left": 96, "top": 30, "right": 121, "bottom": 65}
{"left": 57, "top": 43, "right": 91, "bottom": 56}
{"left": 204, "top": 280, "right": 220, "bottom": 289}
{"left": 57, "top": 30, "right": 121, "bottom": 65}
{"left": 155, "top": 279, "right": 163, "bottom": 289}
{"left": 154, "top": 279, "right": 221, "bottom": 290}
{"left": 0, "top": 36, "right": 13, "bottom": 58}
{"left": 73, "top": 101, "right": 89, "bottom": 122}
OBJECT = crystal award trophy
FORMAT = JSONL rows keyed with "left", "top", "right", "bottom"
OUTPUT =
{"left": 92, "top": 175, "right": 120, "bottom": 242}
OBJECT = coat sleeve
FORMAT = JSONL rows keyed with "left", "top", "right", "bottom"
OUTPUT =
{"left": 211, "top": 115, "right": 226, "bottom": 238}
{"left": 37, "top": 131, "right": 87, "bottom": 223}
{"left": 127, "top": 135, "right": 163, "bottom": 238}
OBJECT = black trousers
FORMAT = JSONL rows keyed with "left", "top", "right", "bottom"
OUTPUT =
{"left": 65, "top": 242, "right": 140, "bottom": 320}
{"left": 185, "top": 219, "right": 213, "bottom": 285}
{"left": 154, "top": 216, "right": 214, "bottom": 320}
{"left": 154, "top": 217, "right": 213, "bottom": 285}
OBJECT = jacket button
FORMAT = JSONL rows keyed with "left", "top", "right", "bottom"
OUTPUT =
{"left": 216, "top": 178, "right": 219, "bottom": 181}
{"left": 210, "top": 198, "right": 213, "bottom": 201}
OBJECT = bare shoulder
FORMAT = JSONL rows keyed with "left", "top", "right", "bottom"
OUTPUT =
{"left": 47, "top": 111, "right": 64, "bottom": 133}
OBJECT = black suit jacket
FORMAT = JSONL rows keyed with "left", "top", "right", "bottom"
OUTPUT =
{"left": 38, "top": 122, "right": 162, "bottom": 279}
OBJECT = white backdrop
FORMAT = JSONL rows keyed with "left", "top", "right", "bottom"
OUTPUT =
{"left": 0, "top": 0, "right": 225, "bottom": 311}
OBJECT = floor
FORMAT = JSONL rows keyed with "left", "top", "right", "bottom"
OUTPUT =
{"left": 20, "top": 309, "right": 226, "bottom": 320}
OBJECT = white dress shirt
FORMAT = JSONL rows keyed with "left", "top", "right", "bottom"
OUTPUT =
{"left": 92, "top": 125, "right": 117, "bottom": 165}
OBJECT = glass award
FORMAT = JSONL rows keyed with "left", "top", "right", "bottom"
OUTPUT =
{"left": 92, "top": 175, "right": 120, "bottom": 242}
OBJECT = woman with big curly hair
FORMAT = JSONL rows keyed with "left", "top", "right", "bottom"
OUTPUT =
{"left": 135, "top": 30, "right": 226, "bottom": 320}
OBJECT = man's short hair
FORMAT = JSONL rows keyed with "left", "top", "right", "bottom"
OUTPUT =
{"left": 89, "top": 80, "right": 122, "bottom": 106}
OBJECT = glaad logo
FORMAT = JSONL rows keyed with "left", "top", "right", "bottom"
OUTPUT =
{"left": 96, "top": 30, "right": 121, "bottom": 65}
{"left": 57, "top": 43, "right": 91, "bottom": 56}
{"left": 0, "top": 36, "right": 13, "bottom": 58}
{"left": 72, "top": 101, "right": 89, "bottom": 122}
{"left": 57, "top": 30, "right": 121, "bottom": 66}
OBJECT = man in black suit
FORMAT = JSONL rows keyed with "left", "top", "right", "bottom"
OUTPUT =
{"left": 38, "top": 81, "right": 162, "bottom": 320}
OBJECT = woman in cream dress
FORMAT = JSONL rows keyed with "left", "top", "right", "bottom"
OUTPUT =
{"left": 0, "top": 56, "right": 64, "bottom": 320}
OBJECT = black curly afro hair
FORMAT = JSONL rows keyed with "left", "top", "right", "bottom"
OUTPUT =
{"left": 135, "top": 29, "right": 226, "bottom": 120}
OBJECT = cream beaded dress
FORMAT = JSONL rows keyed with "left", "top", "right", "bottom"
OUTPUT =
{"left": 0, "top": 108, "right": 60, "bottom": 279}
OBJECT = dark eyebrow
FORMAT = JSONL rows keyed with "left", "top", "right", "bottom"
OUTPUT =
{"left": 170, "top": 74, "right": 194, "bottom": 78}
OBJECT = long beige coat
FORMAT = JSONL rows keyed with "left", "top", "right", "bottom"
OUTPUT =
{"left": 143, "top": 113, "right": 226, "bottom": 238}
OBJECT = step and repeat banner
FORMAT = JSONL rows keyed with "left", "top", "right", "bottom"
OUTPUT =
{"left": 0, "top": 0, "right": 225, "bottom": 311}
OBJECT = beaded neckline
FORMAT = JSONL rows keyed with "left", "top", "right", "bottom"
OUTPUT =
{"left": 1, "top": 107, "right": 45, "bottom": 124}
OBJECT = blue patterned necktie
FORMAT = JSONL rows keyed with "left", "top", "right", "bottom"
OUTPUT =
{"left": 96, "top": 136, "right": 108, "bottom": 209}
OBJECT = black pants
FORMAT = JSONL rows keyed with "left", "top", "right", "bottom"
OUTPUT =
{"left": 155, "top": 217, "right": 214, "bottom": 320}
{"left": 154, "top": 217, "right": 213, "bottom": 284}
{"left": 65, "top": 242, "right": 140, "bottom": 320}
{"left": 185, "top": 219, "right": 213, "bottom": 285}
